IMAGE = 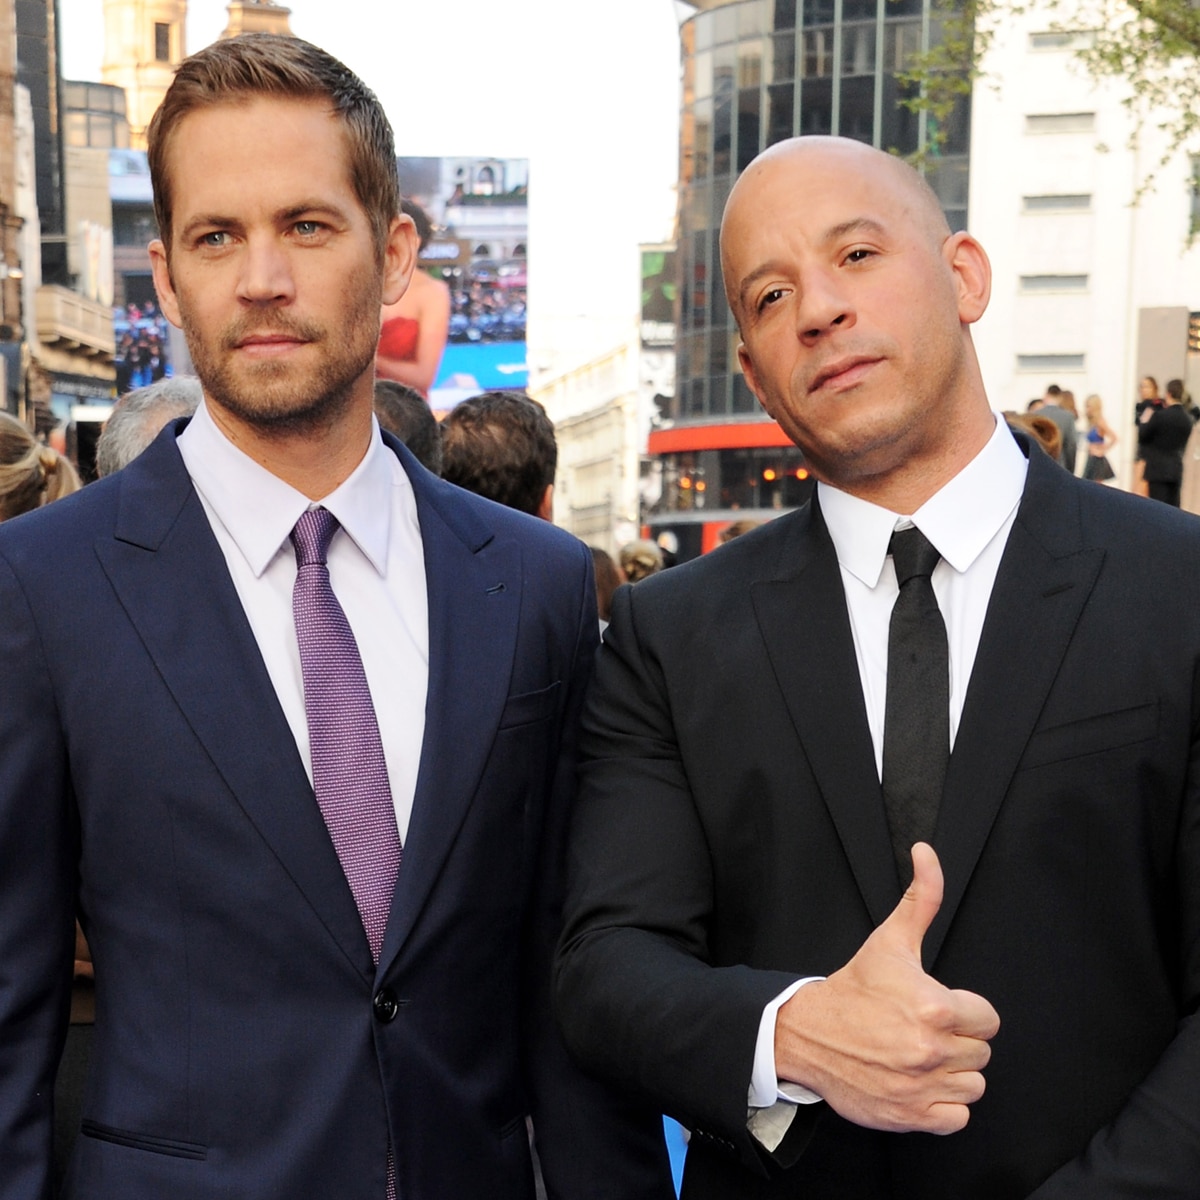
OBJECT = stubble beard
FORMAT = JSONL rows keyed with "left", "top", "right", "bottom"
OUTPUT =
{"left": 181, "top": 295, "right": 380, "bottom": 441}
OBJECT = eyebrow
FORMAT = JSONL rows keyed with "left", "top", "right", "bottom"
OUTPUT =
{"left": 735, "top": 216, "right": 890, "bottom": 310}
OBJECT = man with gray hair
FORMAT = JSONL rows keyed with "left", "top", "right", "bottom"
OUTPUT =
{"left": 96, "top": 376, "right": 203, "bottom": 477}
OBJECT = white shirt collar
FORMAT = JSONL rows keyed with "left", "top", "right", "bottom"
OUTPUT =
{"left": 176, "top": 399, "right": 399, "bottom": 578}
{"left": 818, "top": 414, "right": 1028, "bottom": 588}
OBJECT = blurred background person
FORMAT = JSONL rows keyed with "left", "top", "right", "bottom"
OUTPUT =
{"left": 440, "top": 390, "right": 556, "bottom": 519}
{"left": 718, "top": 518, "right": 762, "bottom": 544}
{"left": 1138, "top": 376, "right": 1193, "bottom": 506}
{"left": 590, "top": 546, "right": 623, "bottom": 639}
{"left": 1133, "top": 375, "right": 1164, "bottom": 497}
{"left": 619, "top": 538, "right": 663, "bottom": 583}
{"left": 373, "top": 380, "right": 443, "bottom": 475}
{"left": 1004, "top": 411, "right": 1062, "bottom": 464}
{"left": 96, "top": 376, "right": 203, "bottom": 478}
{"left": 375, "top": 198, "right": 452, "bottom": 396}
{"left": 1082, "top": 394, "right": 1118, "bottom": 484}
{"left": 0, "top": 411, "right": 81, "bottom": 521}
{"left": 1038, "top": 383, "right": 1077, "bottom": 471}
{"left": 1058, "top": 389, "right": 1081, "bottom": 474}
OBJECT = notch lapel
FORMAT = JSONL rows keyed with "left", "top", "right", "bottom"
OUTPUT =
{"left": 96, "top": 432, "right": 374, "bottom": 980}
{"left": 377, "top": 469, "right": 521, "bottom": 974}
{"left": 923, "top": 451, "right": 1103, "bottom": 965}
{"left": 751, "top": 502, "right": 898, "bottom": 928}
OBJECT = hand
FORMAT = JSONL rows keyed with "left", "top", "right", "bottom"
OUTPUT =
{"left": 774, "top": 843, "right": 999, "bottom": 1135}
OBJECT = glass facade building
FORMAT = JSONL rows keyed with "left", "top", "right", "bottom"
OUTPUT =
{"left": 671, "top": 0, "right": 970, "bottom": 426}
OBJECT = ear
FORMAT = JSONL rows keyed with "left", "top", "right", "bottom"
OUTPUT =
{"left": 149, "top": 239, "right": 183, "bottom": 330}
{"left": 536, "top": 483, "right": 554, "bottom": 523}
{"left": 381, "top": 215, "right": 420, "bottom": 307}
{"left": 737, "top": 341, "right": 774, "bottom": 419}
{"left": 944, "top": 231, "right": 991, "bottom": 326}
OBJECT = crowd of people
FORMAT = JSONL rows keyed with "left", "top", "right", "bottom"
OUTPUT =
{"left": 112, "top": 301, "right": 173, "bottom": 393}
{"left": 5, "top": 30, "right": 1200, "bottom": 1200}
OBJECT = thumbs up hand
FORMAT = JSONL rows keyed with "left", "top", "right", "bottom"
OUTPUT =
{"left": 773, "top": 844, "right": 1000, "bottom": 1135}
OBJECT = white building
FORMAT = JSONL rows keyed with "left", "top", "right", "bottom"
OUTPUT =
{"left": 968, "top": 5, "right": 1200, "bottom": 486}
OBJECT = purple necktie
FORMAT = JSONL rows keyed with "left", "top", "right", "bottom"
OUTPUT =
{"left": 291, "top": 507, "right": 401, "bottom": 963}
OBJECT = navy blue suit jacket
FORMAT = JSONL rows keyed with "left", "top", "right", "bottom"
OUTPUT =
{"left": 0, "top": 424, "right": 671, "bottom": 1199}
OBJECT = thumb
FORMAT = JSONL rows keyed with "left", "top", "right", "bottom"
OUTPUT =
{"left": 884, "top": 842, "right": 944, "bottom": 958}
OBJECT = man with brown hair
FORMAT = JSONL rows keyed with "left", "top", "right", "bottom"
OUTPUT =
{"left": 440, "top": 390, "right": 558, "bottom": 520}
{"left": 0, "top": 34, "right": 670, "bottom": 1200}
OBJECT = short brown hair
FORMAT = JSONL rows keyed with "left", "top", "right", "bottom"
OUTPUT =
{"left": 440, "top": 391, "right": 557, "bottom": 517}
{"left": 147, "top": 34, "right": 399, "bottom": 260}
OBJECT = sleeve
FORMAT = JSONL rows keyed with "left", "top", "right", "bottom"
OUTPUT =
{"left": 520, "top": 541, "right": 676, "bottom": 1200}
{"left": 553, "top": 580, "right": 803, "bottom": 1176}
{"left": 1026, "top": 702, "right": 1200, "bottom": 1198}
{"left": 0, "top": 551, "right": 77, "bottom": 1200}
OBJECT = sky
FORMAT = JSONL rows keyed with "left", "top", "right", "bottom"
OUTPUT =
{"left": 56, "top": 0, "right": 685, "bottom": 376}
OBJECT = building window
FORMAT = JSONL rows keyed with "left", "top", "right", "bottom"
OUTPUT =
{"left": 1025, "top": 112, "right": 1095, "bottom": 133}
{"left": 1019, "top": 275, "right": 1089, "bottom": 292}
{"left": 1017, "top": 354, "right": 1085, "bottom": 371}
{"left": 1188, "top": 313, "right": 1200, "bottom": 355}
{"left": 1023, "top": 194, "right": 1092, "bottom": 212}
{"left": 1028, "top": 29, "right": 1093, "bottom": 50}
{"left": 154, "top": 23, "right": 171, "bottom": 63}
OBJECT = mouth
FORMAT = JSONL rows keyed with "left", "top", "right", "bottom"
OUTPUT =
{"left": 232, "top": 332, "right": 312, "bottom": 357}
{"left": 809, "top": 355, "right": 882, "bottom": 394}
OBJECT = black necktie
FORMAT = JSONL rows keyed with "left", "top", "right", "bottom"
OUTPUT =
{"left": 882, "top": 527, "right": 949, "bottom": 887}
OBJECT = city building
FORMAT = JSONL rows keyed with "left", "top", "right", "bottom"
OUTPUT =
{"left": 1, "top": 0, "right": 25, "bottom": 412}
{"left": 14, "top": 0, "right": 114, "bottom": 439}
{"left": 533, "top": 337, "right": 643, "bottom": 552}
{"left": 967, "top": 4, "right": 1200, "bottom": 486}
{"left": 100, "top": 0, "right": 185, "bottom": 149}
{"left": 219, "top": 0, "right": 294, "bottom": 39}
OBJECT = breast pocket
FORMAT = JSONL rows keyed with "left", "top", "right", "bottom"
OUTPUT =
{"left": 496, "top": 681, "right": 560, "bottom": 731}
{"left": 1020, "top": 700, "right": 1159, "bottom": 771}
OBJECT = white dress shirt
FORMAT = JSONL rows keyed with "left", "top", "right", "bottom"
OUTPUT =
{"left": 177, "top": 401, "right": 429, "bottom": 841}
{"left": 747, "top": 416, "right": 1028, "bottom": 1147}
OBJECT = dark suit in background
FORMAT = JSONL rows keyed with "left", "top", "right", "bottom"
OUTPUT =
{"left": 1138, "top": 401, "right": 1193, "bottom": 506}
{"left": 557, "top": 443, "right": 1200, "bottom": 1197}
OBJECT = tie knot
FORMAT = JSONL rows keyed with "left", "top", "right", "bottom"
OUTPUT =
{"left": 889, "top": 526, "right": 940, "bottom": 587}
{"left": 291, "top": 507, "right": 340, "bottom": 568}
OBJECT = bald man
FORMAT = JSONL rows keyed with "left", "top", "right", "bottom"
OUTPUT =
{"left": 556, "top": 137, "right": 1200, "bottom": 1198}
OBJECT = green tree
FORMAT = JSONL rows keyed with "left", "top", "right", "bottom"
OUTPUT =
{"left": 901, "top": 0, "right": 1200, "bottom": 203}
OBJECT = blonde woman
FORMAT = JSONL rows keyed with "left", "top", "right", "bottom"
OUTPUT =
{"left": 0, "top": 411, "right": 81, "bottom": 521}
{"left": 1082, "top": 394, "right": 1118, "bottom": 484}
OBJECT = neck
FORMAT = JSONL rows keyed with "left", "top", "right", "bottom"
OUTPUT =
{"left": 206, "top": 393, "right": 375, "bottom": 501}
{"left": 830, "top": 406, "right": 996, "bottom": 514}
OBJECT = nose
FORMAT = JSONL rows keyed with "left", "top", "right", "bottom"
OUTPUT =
{"left": 236, "top": 235, "right": 295, "bottom": 305}
{"left": 795, "top": 269, "right": 854, "bottom": 343}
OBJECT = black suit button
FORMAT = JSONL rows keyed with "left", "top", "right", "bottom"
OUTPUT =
{"left": 373, "top": 988, "right": 399, "bottom": 1023}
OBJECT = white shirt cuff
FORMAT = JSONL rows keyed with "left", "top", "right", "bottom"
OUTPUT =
{"left": 747, "top": 977, "right": 825, "bottom": 1107}
{"left": 745, "top": 977, "right": 825, "bottom": 1152}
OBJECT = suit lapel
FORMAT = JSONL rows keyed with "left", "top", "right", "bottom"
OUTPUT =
{"left": 751, "top": 501, "right": 898, "bottom": 928}
{"left": 377, "top": 463, "right": 521, "bottom": 975}
{"left": 96, "top": 430, "right": 374, "bottom": 980}
{"left": 924, "top": 448, "right": 1103, "bottom": 965}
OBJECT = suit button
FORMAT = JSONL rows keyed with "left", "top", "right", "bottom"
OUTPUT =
{"left": 373, "top": 988, "right": 399, "bottom": 1023}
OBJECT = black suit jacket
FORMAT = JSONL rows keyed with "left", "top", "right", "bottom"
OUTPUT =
{"left": 1138, "top": 403, "right": 1194, "bottom": 484}
{"left": 556, "top": 436, "right": 1200, "bottom": 1198}
{"left": 0, "top": 425, "right": 672, "bottom": 1200}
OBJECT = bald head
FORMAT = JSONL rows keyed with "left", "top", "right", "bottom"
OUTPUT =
{"left": 715, "top": 134, "right": 993, "bottom": 513}
{"left": 722, "top": 137, "right": 951, "bottom": 327}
